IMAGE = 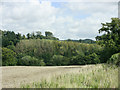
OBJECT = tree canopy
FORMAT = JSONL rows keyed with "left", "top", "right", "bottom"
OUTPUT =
{"left": 96, "top": 18, "right": 120, "bottom": 62}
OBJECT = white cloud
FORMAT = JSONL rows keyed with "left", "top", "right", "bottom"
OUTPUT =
{"left": 0, "top": 0, "right": 118, "bottom": 40}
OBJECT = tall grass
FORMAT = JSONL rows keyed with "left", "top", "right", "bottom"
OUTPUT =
{"left": 21, "top": 64, "right": 118, "bottom": 88}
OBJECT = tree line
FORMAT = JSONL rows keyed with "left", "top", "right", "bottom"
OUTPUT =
{"left": 0, "top": 18, "right": 120, "bottom": 66}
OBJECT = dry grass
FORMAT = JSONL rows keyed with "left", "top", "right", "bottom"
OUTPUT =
{"left": 21, "top": 64, "right": 118, "bottom": 88}
{"left": 2, "top": 65, "right": 94, "bottom": 88}
{"left": 2, "top": 64, "right": 118, "bottom": 88}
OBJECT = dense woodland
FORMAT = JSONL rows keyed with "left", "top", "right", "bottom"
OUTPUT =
{"left": 0, "top": 18, "right": 120, "bottom": 66}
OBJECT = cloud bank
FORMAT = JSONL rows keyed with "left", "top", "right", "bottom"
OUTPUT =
{"left": 0, "top": 0, "right": 118, "bottom": 40}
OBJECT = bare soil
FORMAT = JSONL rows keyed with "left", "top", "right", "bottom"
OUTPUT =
{"left": 1, "top": 65, "right": 95, "bottom": 88}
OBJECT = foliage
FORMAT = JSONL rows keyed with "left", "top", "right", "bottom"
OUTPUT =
{"left": 2, "top": 47, "right": 17, "bottom": 66}
{"left": 7, "top": 45, "right": 15, "bottom": 51}
{"left": 108, "top": 53, "right": 120, "bottom": 66}
{"left": 45, "top": 31, "right": 53, "bottom": 37}
{"left": 70, "top": 55, "right": 86, "bottom": 65}
{"left": 39, "top": 59, "right": 46, "bottom": 66}
{"left": 2, "top": 31, "right": 19, "bottom": 47}
{"left": 1, "top": 29, "right": 103, "bottom": 66}
{"left": 66, "top": 39, "right": 95, "bottom": 44}
{"left": 15, "top": 39, "right": 101, "bottom": 65}
{"left": 87, "top": 53, "right": 100, "bottom": 64}
{"left": 96, "top": 18, "right": 120, "bottom": 62}
{"left": 1, "top": 30, "right": 59, "bottom": 48}
{"left": 49, "top": 55, "right": 69, "bottom": 66}
{"left": 19, "top": 55, "right": 45, "bottom": 66}
{"left": 70, "top": 53, "right": 100, "bottom": 65}
{"left": 16, "top": 53, "right": 26, "bottom": 65}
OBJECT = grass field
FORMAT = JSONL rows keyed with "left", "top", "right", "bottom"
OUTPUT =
{"left": 2, "top": 64, "right": 118, "bottom": 88}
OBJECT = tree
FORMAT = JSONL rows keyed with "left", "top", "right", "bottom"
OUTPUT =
{"left": 87, "top": 53, "right": 100, "bottom": 64}
{"left": 19, "top": 55, "right": 45, "bottom": 66}
{"left": 2, "top": 31, "right": 18, "bottom": 47}
{"left": 2, "top": 47, "right": 17, "bottom": 66}
{"left": 22, "top": 35, "right": 26, "bottom": 39}
{"left": 45, "top": 31, "right": 53, "bottom": 37}
{"left": 108, "top": 53, "right": 120, "bottom": 66}
{"left": 70, "top": 54, "right": 86, "bottom": 65}
{"left": 27, "top": 33, "right": 30, "bottom": 39}
{"left": 36, "top": 31, "right": 44, "bottom": 39}
{"left": 36, "top": 31, "right": 41, "bottom": 36}
{"left": 50, "top": 55, "right": 64, "bottom": 66}
{"left": 31, "top": 32, "right": 35, "bottom": 39}
{"left": 16, "top": 33, "right": 22, "bottom": 40}
{"left": 96, "top": 18, "right": 120, "bottom": 62}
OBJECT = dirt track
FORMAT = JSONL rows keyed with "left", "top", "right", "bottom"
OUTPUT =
{"left": 1, "top": 65, "right": 95, "bottom": 88}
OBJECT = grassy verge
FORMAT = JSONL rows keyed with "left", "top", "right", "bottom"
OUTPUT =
{"left": 21, "top": 64, "right": 118, "bottom": 88}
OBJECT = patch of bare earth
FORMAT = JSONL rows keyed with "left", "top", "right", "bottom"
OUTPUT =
{"left": 2, "top": 65, "right": 99, "bottom": 88}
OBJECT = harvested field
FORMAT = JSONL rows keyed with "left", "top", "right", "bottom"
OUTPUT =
{"left": 1, "top": 64, "right": 118, "bottom": 88}
{"left": 2, "top": 65, "right": 95, "bottom": 88}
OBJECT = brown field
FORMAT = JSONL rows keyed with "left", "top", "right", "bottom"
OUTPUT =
{"left": 1, "top": 65, "right": 96, "bottom": 88}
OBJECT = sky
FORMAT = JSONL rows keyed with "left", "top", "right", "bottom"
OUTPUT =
{"left": 0, "top": 0, "right": 119, "bottom": 40}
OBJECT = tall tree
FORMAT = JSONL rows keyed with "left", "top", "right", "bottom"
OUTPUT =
{"left": 22, "top": 35, "right": 26, "bottom": 39}
{"left": 2, "top": 47, "right": 17, "bottom": 66}
{"left": 31, "top": 32, "right": 35, "bottom": 39}
{"left": 27, "top": 33, "right": 30, "bottom": 39}
{"left": 45, "top": 31, "right": 53, "bottom": 37}
{"left": 16, "top": 33, "right": 22, "bottom": 40}
{"left": 96, "top": 18, "right": 120, "bottom": 62}
{"left": 36, "top": 31, "right": 42, "bottom": 38}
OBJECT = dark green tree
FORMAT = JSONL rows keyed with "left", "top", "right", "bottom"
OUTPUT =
{"left": 22, "top": 35, "right": 26, "bottom": 39}
{"left": 16, "top": 33, "right": 22, "bottom": 40}
{"left": 96, "top": 18, "right": 120, "bottom": 62}
{"left": 45, "top": 31, "right": 53, "bottom": 37}
{"left": 2, "top": 31, "right": 18, "bottom": 47}
{"left": 31, "top": 32, "right": 35, "bottom": 39}
{"left": 27, "top": 33, "right": 30, "bottom": 39}
{"left": 2, "top": 47, "right": 17, "bottom": 66}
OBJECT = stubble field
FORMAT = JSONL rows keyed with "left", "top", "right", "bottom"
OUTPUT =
{"left": 1, "top": 64, "right": 118, "bottom": 88}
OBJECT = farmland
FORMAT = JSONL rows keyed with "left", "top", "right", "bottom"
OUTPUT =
{"left": 0, "top": 17, "right": 120, "bottom": 88}
{"left": 2, "top": 64, "right": 118, "bottom": 88}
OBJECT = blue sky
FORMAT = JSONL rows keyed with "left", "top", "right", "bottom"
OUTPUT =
{"left": 0, "top": 0, "right": 118, "bottom": 40}
{"left": 52, "top": 2, "right": 65, "bottom": 8}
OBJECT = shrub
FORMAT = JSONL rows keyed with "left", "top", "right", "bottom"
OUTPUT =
{"left": 70, "top": 55, "right": 86, "bottom": 65}
{"left": 70, "top": 53, "right": 100, "bottom": 65}
{"left": 16, "top": 53, "right": 26, "bottom": 65}
{"left": 50, "top": 55, "right": 68, "bottom": 66}
{"left": 20, "top": 55, "right": 45, "bottom": 66}
{"left": 108, "top": 53, "right": 120, "bottom": 66}
{"left": 39, "top": 59, "right": 46, "bottom": 66}
{"left": 87, "top": 53, "right": 100, "bottom": 64}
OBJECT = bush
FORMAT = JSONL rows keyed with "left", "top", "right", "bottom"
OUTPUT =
{"left": 16, "top": 53, "right": 26, "bottom": 65}
{"left": 87, "top": 53, "right": 100, "bottom": 64}
{"left": 70, "top": 53, "right": 100, "bottom": 65}
{"left": 39, "top": 59, "right": 46, "bottom": 66}
{"left": 19, "top": 55, "right": 45, "bottom": 66}
{"left": 108, "top": 53, "right": 120, "bottom": 66}
{"left": 7, "top": 45, "right": 15, "bottom": 51}
{"left": 50, "top": 55, "right": 68, "bottom": 66}
{"left": 70, "top": 55, "right": 86, "bottom": 65}
{"left": 2, "top": 47, "right": 17, "bottom": 66}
